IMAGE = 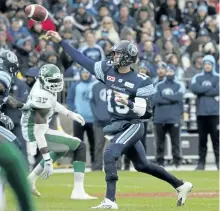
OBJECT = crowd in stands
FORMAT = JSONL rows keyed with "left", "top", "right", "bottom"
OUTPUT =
{"left": 0, "top": 0, "right": 219, "bottom": 170}
{"left": 0, "top": 0, "right": 218, "bottom": 82}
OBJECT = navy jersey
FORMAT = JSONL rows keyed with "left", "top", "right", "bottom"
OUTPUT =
{"left": 93, "top": 61, "right": 155, "bottom": 121}
{"left": 0, "top": 70, "right": 11, "bottom": 108}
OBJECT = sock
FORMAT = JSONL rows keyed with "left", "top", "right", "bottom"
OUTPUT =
{"left": 0, "top": 180, "right": 5, "bottom": 211}
{"left": 0, "top": 139, "right": 36, "bottom": 211}
{"left": 106, "top": 180, "right": 117, "bottom": 202}
{"left": 28, "top": 164, "right": 43, "bottom": 188}
{"left": 73, "top": 161, "right": 85, "bottom": 193}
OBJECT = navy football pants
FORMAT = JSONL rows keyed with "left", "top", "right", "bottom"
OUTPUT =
{"left": 104, "top": 123, "right": 183, "bottom": 201}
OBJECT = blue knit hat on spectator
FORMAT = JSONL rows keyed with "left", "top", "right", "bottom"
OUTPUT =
{"left": 26, "top": 67, "right": 39, "bottom": 78}
{"left": 198, "top": 4, "right": 208, "bottom": 13}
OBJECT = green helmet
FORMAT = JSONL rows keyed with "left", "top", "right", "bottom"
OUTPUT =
{"left": 39, "top": 64, "right": 63, "bottom": 93}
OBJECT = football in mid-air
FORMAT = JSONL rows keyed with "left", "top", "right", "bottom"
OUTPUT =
{"left": 24, "top": 4, "right": 48, "bottom": 22}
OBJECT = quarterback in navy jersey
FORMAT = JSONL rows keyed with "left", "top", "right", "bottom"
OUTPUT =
{"left": 46, "top": 31, "right": 193, "bottom": 209}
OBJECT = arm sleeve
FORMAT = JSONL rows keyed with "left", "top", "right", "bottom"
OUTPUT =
{"left": 152, "top": 84, "right": 171, "bottom": 105}
{"left": 66, "top": 82, "right": 77, "bottom": 111}
{"left": 204, "top": 83, "right": 219, "bottom": 96}
{"left": 59, "top": 40, "right": 95, "bottom": 74}
{"left": 132, "top": 77, "right": 155, "bottom": 118}
{"left": 190, "top": 75, "right": 210, "bottom": 94}
{"left": 163, "top": 82, "right": 185, "bottom": 103}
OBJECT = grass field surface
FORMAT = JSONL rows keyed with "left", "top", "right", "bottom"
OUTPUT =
{"left": 5, "top": 171, "right": 219, "bottom": 211}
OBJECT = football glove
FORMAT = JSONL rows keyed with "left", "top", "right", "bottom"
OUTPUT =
{"left": 0, "top": 112, "right": 14, "bottom": 131}
{"left": 41, "top": 159, "right": 53, "bottom": 179}
{"left": 68, "top": 111, "right": 85, "bottom": 126}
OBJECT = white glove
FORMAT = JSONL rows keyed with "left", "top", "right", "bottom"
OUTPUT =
{"left": 68, "top": 111, "right": 85, "bottom": 126}
{"left": 41, "top": 160, "right": 53, "bottom": 179}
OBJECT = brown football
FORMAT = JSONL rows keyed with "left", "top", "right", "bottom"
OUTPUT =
{"left": 24, "top": 4, "right": 48, "bottom": 22}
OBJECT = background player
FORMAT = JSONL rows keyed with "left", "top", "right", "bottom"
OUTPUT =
{"left": 45, "top": 31, "right": 193, "bottom": 209}
{"left": 0, "top": 49, "right": 35, "bottom": 211}
{"left": 22, "top": 64, "right": 97, "bottom": 200}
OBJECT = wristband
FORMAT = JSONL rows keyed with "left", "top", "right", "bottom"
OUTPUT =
{"left": 42, "top": 153, "right": 50, "bottom": 161}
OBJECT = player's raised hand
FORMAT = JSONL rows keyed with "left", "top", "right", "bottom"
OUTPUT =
{"left": 45, "top": 31, "right": 62, "bottom": 43}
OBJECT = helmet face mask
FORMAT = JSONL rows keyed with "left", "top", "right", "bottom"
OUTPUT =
{"left": 108, "top": 40, "right": 138, "bottom": 69}
{"left": 0, "top": 50, "right": 19, "bottom": 77}
{"left": 39, "top": 64, "right": 63, "bottom": 93}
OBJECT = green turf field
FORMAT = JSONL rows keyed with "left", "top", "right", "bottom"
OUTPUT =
{"left": 5, "top": 171, "right": 219, "bottom": 211}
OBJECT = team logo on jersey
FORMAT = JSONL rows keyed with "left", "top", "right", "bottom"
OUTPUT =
{"left": 162, "top": 88, "right": 174, "bottom": 96}
{"left": 124, "top": 82, "right": 134, "bottom": 88}
{"left": 118, "top": 79, "right": 123, "bottom": 83}
{"left": 107, "top": 75, "right": 115, "bottom": 82}
{"left": 202, "top": 80, "right": 212, "bottom": 87}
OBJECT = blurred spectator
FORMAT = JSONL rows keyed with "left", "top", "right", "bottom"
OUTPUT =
{"left": 66, "top": 69, "right": 96, "bottom": 168}
{"left": 90, "top": 81, "right": 110, "bottom": 170}
{"left": 120, "top": 26, "right": 136, "bottom": 41}
{"left": 80, "top": 32, "right": 105, "bottom": 62}
{"left": 140, "top": 40, "right": 156, "bottom": 63}
{"left": 153, "top": 65, "right": 185, "bottom": 167}
{"left": 203, "top": 41, "right": 219, "bottom": 60}
{"left": 153, "top": 61, "right": 167, "bottom": 85}
{"left": 13, "top": 36, "right": 34, "bottom": 76}
{"left": 206, "top": 16, "right": 219, "bottom": 44}
{"left": 183, "top": 1, "right": 197, "bottom": 25}
{"left": 138, "top": 60, "right": 155, "bottom": 77}
{"left": 156, "top": 0, "right": 182, "bottom": 27}
{"left": 64, "top": 63, "right": 81, "bottom": 79}
{"left": 94, "top": 0, "right": 118, "bottom": 16}
{"left": 134, "top": 0, "right": 155, "bottom": 20}
{"left": 52, "top": 0, "right": 74, "bottom": 15}
{"left": 8, "top": 18, "right": 31, "bottom": 43}
{"left": 155, "top": 15, "right": 170, "bottom": 39}
{"left": 184, "top": 52, "right": 203, "bottom": 80}
{"left": 96, "top": 5, "right": 111, "bottom": 22}
{"left": 95, "top": 16, "right": 120, "bottom": 44}
{"left": 114, "top": 5, "right": 137, "bottom": 32}
{"left": 72, "top": 3, "right": 98, "bottom": 32}
{"left": 161, "top": 40, "right": 181, "bottom": 60}
{"left": 190, "top": 55, "right": 219, "bottom": 170}
{"left": 167, "top": 54, "right": 184, "bottom": 81}
{"left": 0, "top": 30, "right": 11, "bottom": 50}
{"left": 192, "top": 4, "right": 208, "bottom": 31}
{"left": 59, "top": 16, "right": 81, "bottom": 48}
{"left": 28, "top": 51, "right": 40, "bottom": 68}
{"left": 156, "top": 28, "right": 179, "bottom": 51}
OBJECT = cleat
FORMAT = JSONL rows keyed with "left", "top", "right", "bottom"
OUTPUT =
{"left": 31, "top": 188, "right": 41, "bottom": 197}
{"left": 70, "top": 191, "right": 98, "bottom": 200}
{"left": 91, "top": 198, "right": 118, "bottom": 209}
{"left": 176, "top": 182, "right": 193, "bottom": 206}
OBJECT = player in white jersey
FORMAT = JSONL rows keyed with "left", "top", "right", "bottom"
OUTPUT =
{"left": 21, "top": 64, "right": 97, "bottom": 200}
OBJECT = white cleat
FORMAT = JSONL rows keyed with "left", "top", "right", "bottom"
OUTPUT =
{"left": 91, "top": 198, "right": 118, "bottom": 209}
{"left": 70, "top": 191, "right": 98, "bottom": 200}
{"left": 31, "top": 188, "right": 41, "bottom": 197}
{"left": 176, "top": 181, "right": 193, "bottom": 206}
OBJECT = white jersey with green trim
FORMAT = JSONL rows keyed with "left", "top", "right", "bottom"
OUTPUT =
{"left": 21, "top": 80, "right": 57, "bottom": 142}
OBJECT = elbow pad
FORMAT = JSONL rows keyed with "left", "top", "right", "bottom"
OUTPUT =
{"left": 34, "top": 124, "right": 49, "bottom": 149}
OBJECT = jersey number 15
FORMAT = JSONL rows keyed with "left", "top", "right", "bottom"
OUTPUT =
{"left": 107, "top": 89, "right": 129, "bottom": 114}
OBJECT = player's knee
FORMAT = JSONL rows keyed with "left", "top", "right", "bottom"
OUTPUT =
{"left": 104, "top": 150, "right": 116, "bottom": 164}
{"left": 76, "top": 141, "right": 86, "bottom": 154}
{"left": 74, "top": 141, "right": 86, "bottom": 162}
{"left": 134, "top": 163, "right": 147, "bottom": 173}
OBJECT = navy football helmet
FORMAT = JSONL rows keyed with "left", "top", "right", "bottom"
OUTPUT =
{"left": 0, "top": 50, "right": 19, "bottom": 77}
{"left": 109, "top": 40, "right": 138, "bottom": 68}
